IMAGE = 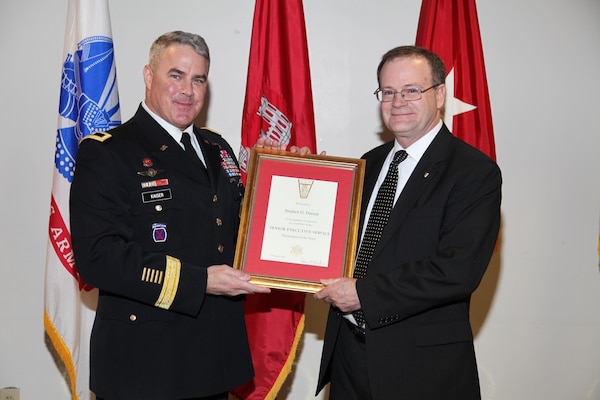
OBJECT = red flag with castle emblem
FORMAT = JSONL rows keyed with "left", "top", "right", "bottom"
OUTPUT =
{"left": 233, "top": 0, "right": 315, "bottom": 399}
{"left": 416, "top": 0, "right": 496, "bottom": 160}
{"left": 237, "top": 0, "right": 317, "bottom": 177}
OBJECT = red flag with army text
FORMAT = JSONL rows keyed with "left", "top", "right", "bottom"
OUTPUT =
{"left": 233, "top": 0, "right": 315, "bottom": 399}
{"left": 416, "top": 0, "right": 496, "bottom": 160}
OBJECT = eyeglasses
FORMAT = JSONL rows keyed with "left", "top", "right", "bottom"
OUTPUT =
{"left": 374, "top": 83, "right": 442, "bottom": 102}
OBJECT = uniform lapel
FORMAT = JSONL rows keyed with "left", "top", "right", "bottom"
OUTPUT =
{"left": 196, "top": 131, "right": 224, "bottom": 188}
{"left": 134, "top": 106, "right": 209, "bottom": 184}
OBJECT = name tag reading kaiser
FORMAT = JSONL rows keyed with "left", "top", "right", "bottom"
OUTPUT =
{"left": 142, "top": 188, "right": 172, "bottom": 203}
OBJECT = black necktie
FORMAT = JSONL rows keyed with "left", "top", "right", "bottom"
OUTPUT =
{"left": 352, "top": 150, "right": 408, "bottom": 328}
{"left": 181, "top": 132, "right": 204, "bottom": 167}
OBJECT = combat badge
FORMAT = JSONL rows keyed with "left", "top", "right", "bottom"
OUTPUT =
{"left": 137, "top": 168, "right": 164, "bottom": 178}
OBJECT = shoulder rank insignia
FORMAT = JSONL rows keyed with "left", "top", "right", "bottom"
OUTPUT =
{"left": 82, "top": 131, "right": 112, "bottom": 143}
{"left": 201, "top": 126, "right": 222, "bottom": 136}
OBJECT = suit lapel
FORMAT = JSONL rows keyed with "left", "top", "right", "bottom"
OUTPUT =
{"left": 374, "top": 127, "right": 454, "bottom": 256}
{"left": 359, "top": 142, "right": 394, "bottom": 236}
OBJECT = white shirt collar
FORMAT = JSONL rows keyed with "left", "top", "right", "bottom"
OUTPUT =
{"left": 394, "top": 120, "right": 443, "bottom": 163}
{"left": 142, "top": 101, "right": 194, "bottom": 144}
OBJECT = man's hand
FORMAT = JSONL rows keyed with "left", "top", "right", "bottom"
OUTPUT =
{"left": 255, "top": 137, "right": 287, "bottom": 151}
{"left": 206, "top": 264, "right": 271, "bottom": 296}
{"left": 254, "top": 137, "right": 324, "bottom": 156}
{"left": 314, "top": 277, "right": 361, "bottom": 313}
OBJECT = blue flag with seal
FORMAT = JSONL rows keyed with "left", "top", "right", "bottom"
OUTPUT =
{"left": 44, "top": 1, "right": 120, "bottom": 398}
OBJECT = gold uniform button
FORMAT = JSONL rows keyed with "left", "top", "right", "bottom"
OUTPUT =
{"left": 155, "top": 204, "right": 163, "bottom": 212}
{"left": 213, "top": 195, "right": 218, "bottom": 203}
{"left": 129, "top": 314, "right": 137, "bottom": 322}
{"left": 217, "top": 245, "right": 224, "bottom": 253}
{"left": 216, "top": 218, "right": 222, "bottom": 226}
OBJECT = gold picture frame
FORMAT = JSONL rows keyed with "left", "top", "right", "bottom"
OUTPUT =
{"left": 234, "top": 148, "right": 365, "bottom": 293}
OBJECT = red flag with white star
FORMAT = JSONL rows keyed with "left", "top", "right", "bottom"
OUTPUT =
{"left": 416, "top": 0, "right": 496, "bottom": 161}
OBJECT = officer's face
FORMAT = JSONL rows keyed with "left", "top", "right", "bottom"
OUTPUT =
{"left": 143, "top": 43, "right": 209, "bottom": 130}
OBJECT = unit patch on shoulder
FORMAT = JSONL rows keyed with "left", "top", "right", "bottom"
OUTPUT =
{"left": 82, "top": 131, "right": 112, "bottom": 143}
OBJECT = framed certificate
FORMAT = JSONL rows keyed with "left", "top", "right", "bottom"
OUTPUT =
{"left": 234, "top": 148, "right": 365, "bottom": 293}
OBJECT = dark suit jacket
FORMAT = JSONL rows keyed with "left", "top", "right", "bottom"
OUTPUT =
{"left": 70, "top": 106, "right": 252, "bottom": 399}
{"left": 317, "top": 124, "right": 502, "bottom": 400}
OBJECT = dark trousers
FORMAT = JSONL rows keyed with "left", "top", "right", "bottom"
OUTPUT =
{"left": 96, "top": 392, "right": 228, "bottom": 400}
{"left": 329, "top": 320, "right": 373, "bottom": 400}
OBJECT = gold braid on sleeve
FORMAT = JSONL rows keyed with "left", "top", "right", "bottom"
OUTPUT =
{"left": 154, "top": 255, "right": 181, "bottom": 310}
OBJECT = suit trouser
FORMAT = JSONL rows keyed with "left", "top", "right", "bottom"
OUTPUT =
{"left": 329, "top": 319, "right": 373, "bottom": 400}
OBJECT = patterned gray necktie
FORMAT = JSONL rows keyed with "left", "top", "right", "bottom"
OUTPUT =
{"left": 352, "top": 150, "right": 408, "bottom": 328}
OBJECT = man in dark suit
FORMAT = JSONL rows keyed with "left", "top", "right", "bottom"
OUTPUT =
{"left": 314, "top": 46, "right": 502, "bottom": 399}
{"left": 70, "top": 31, "right": 272, "bottom": 400}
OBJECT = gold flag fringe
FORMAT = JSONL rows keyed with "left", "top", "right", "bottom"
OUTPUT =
{"left": 229, "top": 313, "right": 306, "bottom": 400}
{"left": 44, "top": 311, "right": 80, "bottom": 400}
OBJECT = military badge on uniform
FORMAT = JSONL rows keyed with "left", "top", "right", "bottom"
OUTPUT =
{"left": 152, "top": 223, "right": 167, "bottom": 243}
{"left": 141, "top": 179, "right": 169, "bottom": 189}
{"left": 219, "top": 150, "right": 241, "bottom": 178}
{"left": 137, "top": 168, "right": 164, "bottom": 177}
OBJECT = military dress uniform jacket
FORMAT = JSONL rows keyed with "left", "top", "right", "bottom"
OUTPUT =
{"left": 70, "top": 106, "right": 252, "bottom": 400}
{"left": 316, "top": 125, "right": 502, "bottom": 400}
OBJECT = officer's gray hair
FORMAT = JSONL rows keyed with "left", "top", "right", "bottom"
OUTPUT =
{"left": 149, "top": 31, "right": 210, "bottom": 70}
